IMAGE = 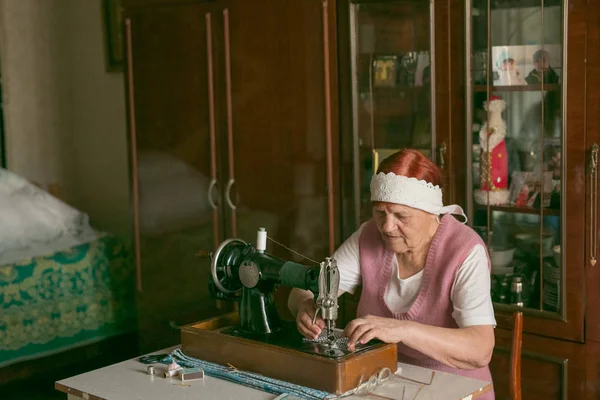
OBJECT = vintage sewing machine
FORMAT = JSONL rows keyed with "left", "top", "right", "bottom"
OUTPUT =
{"left": 181, "top": 227, "right": 397, "bottom": 393}
{"left": 206, "top": 227, "right": 345, "bottom": 352}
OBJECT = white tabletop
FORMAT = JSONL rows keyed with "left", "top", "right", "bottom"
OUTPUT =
{"left": 55, "top": 347, "right": 492, "bottom": 400}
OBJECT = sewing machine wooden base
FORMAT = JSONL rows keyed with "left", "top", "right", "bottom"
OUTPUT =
{"left": 181, "top": 312, "right": 398, "bottom": 394}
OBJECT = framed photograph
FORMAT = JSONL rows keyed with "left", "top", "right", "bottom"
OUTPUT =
{"left": 413, "top": 51, "right": 431, "bottom": 87}
{"left": 102, "top": 0, "right": 124, "bottom": 72}
{"left": 372, "top": 55, "right": 398, "bottom": 87}
{"left": 492, "top": 45, "right": 562, "bottom": 86}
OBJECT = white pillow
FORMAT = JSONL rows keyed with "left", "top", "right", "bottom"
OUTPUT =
{"left": 0, "top": 168, "right": 96, "bottom": 257}
{"left": 137, "top": 151, "right": 211, "bottom": 235}
{"left": 137, "top": 150, "right": 192, "bottom": 183}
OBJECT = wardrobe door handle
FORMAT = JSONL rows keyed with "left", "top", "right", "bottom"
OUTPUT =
{"left": 207, "top": 179, "right": 218, "bottom": 210}
{"left": 125, "top": 18, "right": 143, "bottom": 293}
{"left": 225, "top": 179, "right": 237, "bottom": 210}
{"left": 322, "top": 0, "right": 335, "bottom": 255}
{"left": 223, "top": 9, "right": 237, "bottom": 236}
{"left": 438, "top": 142, "right": 447, "bottom": 170}
{"left": 590, "top": 143, "right": 598, "bottom": 266}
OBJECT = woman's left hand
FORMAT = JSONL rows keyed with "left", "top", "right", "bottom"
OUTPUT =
{"left": 344, "top": 315, "right": 408, "bottom": 351}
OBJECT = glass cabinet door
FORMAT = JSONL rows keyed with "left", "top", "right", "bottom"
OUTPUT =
{"left": 467, "top": 0, "right": 584, "bottom": 340}
{"left": 349, "top": 0, "right": 435, "bottom": 225}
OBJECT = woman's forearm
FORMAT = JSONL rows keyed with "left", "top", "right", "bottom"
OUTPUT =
{"left": 403, "top": 322, "right": 494, "bottom": 370}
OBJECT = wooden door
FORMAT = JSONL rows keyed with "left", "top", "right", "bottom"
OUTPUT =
{"left": 211, "top": 0, "right": 338, "bottom": 320}
{"left": 491, "top": 328, "right": 585, "bottom": 400}
{"left": 336, "top": 0, "right": 462, "bottom": 324}
{"left": 586, "top": 341, "right": 600, "bottom": 400}
{"left": 124, "top": 3, "right": 226, "bottom": 352}
{"left": 337, "top": 0, "right": 458, "bottom": 235}
{"left": 586, "top": 0, "right": 600, "bottom": 343}
{"left": 463, "top": 0, "right": 587, "bottom": 343}
{"left": 213, "top": 0, "right": 336, "bottom": 261}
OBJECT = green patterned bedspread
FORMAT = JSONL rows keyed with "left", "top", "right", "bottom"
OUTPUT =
{"left": 0, "top": 234, "right": 137, "bottom": 367}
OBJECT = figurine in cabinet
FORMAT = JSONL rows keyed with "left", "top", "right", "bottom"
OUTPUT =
{"left": 475, "top": 96, "right": 511, "bottom": 206}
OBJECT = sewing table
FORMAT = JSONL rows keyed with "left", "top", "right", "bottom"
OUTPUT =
{"left": 55, "top": 346, "right": 493, "bottom": 400}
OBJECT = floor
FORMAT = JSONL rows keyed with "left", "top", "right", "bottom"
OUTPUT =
{"left": 0, "top": 333, "right": 139, "bottom": 400}
{"left": 2, "top": 369, "right": 75, "bottom": 400}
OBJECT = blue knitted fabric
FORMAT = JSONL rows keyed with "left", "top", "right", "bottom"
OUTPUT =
{"left": 165, "top": 349, "right": 342, "bottom": 400}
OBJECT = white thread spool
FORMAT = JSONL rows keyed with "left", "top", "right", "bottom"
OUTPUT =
{"left": 256, "top": 227, "right": 267, "bottom": 253}
{"left": 163, "top": 368, "right": 181, "bottom": 378}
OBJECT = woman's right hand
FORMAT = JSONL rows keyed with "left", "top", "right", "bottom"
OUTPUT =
{"left": 296, "top": 298, "right": 325, "bottom": 339}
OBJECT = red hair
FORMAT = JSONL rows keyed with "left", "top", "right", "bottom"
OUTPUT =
{"left": 376, "top": 149, "right": 442, "bottom": 187}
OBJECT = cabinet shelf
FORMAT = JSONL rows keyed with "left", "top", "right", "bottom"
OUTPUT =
{"left": 475, "top": 204, "right": 560, "bottom": 216}
{"left": 493, "top": 303, "right": 561, "bottom": 321}
{"left": 359, "top": 86, "right": 427, "bottom": 96}
{"left": 473, "top": 84, "right": 561, "bottom": 93}
{"left": 472, "top": 0, "right": 561, "bottom": 10}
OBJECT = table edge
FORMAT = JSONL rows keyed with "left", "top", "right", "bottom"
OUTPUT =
{"left": 55, "top": 382, "right": 107, "bottom": 400}
{"left": 471, "top": 381, "right": 494, "bottom": 399}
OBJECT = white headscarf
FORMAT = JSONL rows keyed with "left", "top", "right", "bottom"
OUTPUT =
{"left": 370, "top": 172, "right": 467, "bottom": 223}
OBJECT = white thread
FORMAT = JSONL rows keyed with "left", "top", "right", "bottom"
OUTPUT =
{"left": 163, "top": 366, "right": 183, "bottom": 378}
{"left": 266, "top": 236, "right": 319, "bottom": 265}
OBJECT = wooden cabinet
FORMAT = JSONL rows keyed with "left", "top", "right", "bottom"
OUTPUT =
{"left": 124, "top": 1, "right": 224, "bottom": 353}
{"left": 337, "top": 0, "right": 599, "bottom": 399}
{"left": 477, "top": 0, "right": 600, "bottom": 397}
{"left": 338, "top": 0, "right": 591, "bottom": 343}
{"left": 123, "top": 0, "right": 338, "bottom": 352}
{"left": 464, "top": 1, "right": 599, "bottom": 397}
{"left": 122, "top": 0, "right": 600, "bottom": 397}
{"left": 464, "top": 0, "right": 587, "bottom": 343}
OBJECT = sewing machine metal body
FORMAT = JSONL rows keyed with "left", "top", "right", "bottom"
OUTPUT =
{"left": 208, "top": 228, "right": 340, "bottom": 345}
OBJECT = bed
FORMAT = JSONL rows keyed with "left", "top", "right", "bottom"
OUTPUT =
{"left": 0, "top": 168, "right": 136, "bottom": 370}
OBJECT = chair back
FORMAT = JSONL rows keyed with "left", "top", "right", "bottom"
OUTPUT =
{"left": 510, "top": 311, "right": 523, "bottom": 400}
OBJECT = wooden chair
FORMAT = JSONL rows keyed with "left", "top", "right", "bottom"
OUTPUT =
{"left": 510, "top": 311, "right": 523, "bottom": 400}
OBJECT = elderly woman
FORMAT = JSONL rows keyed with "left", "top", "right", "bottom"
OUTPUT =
{"left": 288, "top": 149, "right": 496, "bottom": 398}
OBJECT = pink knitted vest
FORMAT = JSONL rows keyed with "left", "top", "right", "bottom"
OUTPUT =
{"left": 357, "top": 214, "right": 494, "bottom": 399}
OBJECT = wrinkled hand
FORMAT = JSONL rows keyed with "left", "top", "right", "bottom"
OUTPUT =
{"left": 296, "top": 298, "right": 325, "bottom": 339}
{"left": 344, "top": 315, "right": 407, "bottom": 351}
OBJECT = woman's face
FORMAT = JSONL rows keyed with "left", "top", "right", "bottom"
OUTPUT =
{"left": 373, "top": 202, "right": 438, "bottom": 254}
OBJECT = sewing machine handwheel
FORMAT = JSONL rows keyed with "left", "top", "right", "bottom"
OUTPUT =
{"left": 211, "top": 238, "right": 247, "bottom": 294}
